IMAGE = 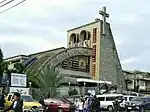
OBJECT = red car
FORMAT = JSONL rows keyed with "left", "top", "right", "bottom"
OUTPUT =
{"left": 44, "top": 98, "right": 75, "bottom": 112}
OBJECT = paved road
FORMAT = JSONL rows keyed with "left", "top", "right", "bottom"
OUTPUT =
{"left": 75, "top": 110, "right": 139, "bottom": 112}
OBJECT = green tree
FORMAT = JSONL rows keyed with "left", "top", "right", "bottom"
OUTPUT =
{"left": 34, "top": 65, "right": 63, "bottom": 98}
{"left": 13, "top": 63, "right": 25, "bottom": 74}
{"left": 0, "top": 47, "right": 4, "bottom": 78}
{"left": 0, "top": 47, "right": 5, "bottom": 86}
{"left": 2, "top": 62, "right": 25, "bottom": 86}
{"left": 68, "top": 89, "right": 78, "bottom": 96}
{"left": 145, "top": 72, "right": 150, "bottom": 78}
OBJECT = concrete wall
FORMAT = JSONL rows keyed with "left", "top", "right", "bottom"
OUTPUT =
{"left": 60, "top": 68, "right": 91, "bottom": 78}
{"left": 99, "top": 23, "right": 126, "bottom": 92}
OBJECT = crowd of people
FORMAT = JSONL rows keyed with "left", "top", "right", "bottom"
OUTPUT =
{"left": 75, "top": 93, "right": 100, "bottom": 112}
{"left": 74, "top": 92, "right": 125, "bottom": 112}
{"left": 0, "top": 91, "right": 124, "bottom": 112}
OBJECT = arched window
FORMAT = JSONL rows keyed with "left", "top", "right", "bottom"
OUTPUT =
{"left": 70, "top": 33, "right": 77, "bottom": 43}
{"left": 80, "top": 30, "right": 87, "bottom": 41}
{"left": 80, "top": 30, "right": 91, "bottom": 47}
{"left": 80, "top": 30, "right": 91, "bottom": 40}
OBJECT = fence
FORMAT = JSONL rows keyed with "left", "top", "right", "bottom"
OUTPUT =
{"left": 30, "top": 85, "right": 111, "bottom": 99}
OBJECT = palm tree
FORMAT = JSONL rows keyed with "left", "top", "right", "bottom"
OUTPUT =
{"left": 34, "top": 65, "right": 63, "bottom": 98}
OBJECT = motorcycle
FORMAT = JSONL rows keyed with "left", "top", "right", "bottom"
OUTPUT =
{"left": 113, "top": 99, "right": 124, "bottom": 112}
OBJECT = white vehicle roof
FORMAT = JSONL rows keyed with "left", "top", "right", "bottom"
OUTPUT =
{"left": 123, "top": 95, "right": 135, "bottom": 97}
{"left": 77, "top": 78, "right": 112, "bottom": 85}
{"left": 97, "top": 94, "right": 123, "bottom": 97}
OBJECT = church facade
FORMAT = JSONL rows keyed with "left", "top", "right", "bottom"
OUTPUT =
{"left": 4, "top": 6, "right": 125, "bottom": 95}
{"left": 67, "top": 6, "right": 125, "bottom": 91}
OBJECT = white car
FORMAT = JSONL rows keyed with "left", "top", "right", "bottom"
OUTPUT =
{"left": 96, "top": 94, "right": 123, "bottom": 111}
{"left": 120, "top": 95, "right": 135, "bottom": 108}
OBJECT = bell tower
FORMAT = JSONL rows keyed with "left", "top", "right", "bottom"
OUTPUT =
{"left": 67, "top": 6, "right": 125, "bottom": 91}
{"left": 67, "top": 20, "right": 101, "bottom": 80}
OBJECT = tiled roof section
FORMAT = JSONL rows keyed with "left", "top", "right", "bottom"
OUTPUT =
{"left": 123, "top": 70, "right": 134, "bottom": 74}
{"left": 4, "top": 47, "right": 65, "bottom": 61}
{"left": 29, "top": 47, "right": 65, "bottom": 57}
{"left": 26, "top": 54, "right": 55, "bottom": 78}
{"left": 123, "top": 70, "right": 146, "bottom": 74}
{"left": 4, "top": 55, "right": 28, "bottom": 60}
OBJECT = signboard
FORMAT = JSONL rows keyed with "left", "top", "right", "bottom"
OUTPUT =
{"left": 11, "top": 73, "right": 27, "bottom": 87}
{"left": 9, "top": 87, "right": 29, "bottom": 95}
{"left": 49, "top": 47, "right": 92, "bottom": 67}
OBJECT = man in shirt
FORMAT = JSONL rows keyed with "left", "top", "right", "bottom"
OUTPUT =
{"left": 4, "top": 92, "right": 23, "bottom": 112}
{"left": 91, "top": 95, "right": 100, "bottom": 112}
{"left": 0, "top": 93, "right": 5, "bottom": 110}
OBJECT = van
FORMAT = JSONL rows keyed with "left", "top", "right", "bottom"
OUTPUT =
{"left": 96, "top": 94, "right": 123, "bottom": 111}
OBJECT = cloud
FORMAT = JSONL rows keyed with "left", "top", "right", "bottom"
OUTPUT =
{"left": 121, "top": 57, "right": 139, "bottom": 65}
{"left": 0, "top": 36, "right": 65, "bottom": 58}
{"left": 1, "top": 0, "right": 150, "bottom": 71}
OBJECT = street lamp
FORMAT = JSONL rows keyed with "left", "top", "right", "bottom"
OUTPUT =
{"left": 29, "top": 82, "right": 32, "bottom": 87}
{"left": 97, "top": 83, "right": 100, "bottom": 94}
{"left": 6, "top": 80, "right": 9, "bottom": 93}
{"left": 68, "top": 82, "right": 71, "bottom": 88}
{"left": 68, "top": 82, "right": 71, "bottom": 96}
{"left": 83, "top": 82, "right": 86, "bottom": 95}
{"left": 84, "top": 82, "right": 86, "bottom": 86}
{"left": 29, "top": 82, "right": 32, "bottom": 95}
{"left": 6, "top": 80, "right": 9, "bottom": 85}
{"left": 120, "top": 85, "right": 123, "bottom": 93}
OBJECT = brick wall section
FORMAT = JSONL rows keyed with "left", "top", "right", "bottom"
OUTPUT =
{"left": 99, "top": 23, "right": 126, "bottom": 92}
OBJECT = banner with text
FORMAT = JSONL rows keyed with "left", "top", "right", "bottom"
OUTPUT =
{"left": 11, "top": 73, "right": 27, "bottom": 87}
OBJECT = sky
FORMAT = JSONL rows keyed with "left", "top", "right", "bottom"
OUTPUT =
{"left": 0, "top": 0, "right": 150, "bottom": 71}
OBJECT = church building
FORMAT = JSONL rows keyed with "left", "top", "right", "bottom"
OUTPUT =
{"left": 4, "top": 6, "right": 125, "bottom": 95}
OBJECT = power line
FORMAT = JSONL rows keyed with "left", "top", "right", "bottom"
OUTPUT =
{"left": 0, "top": 0, "right": 15, "bottom": 8}
{"left": 0, "top": 0, "right": 25, "bottom": 14}
{"left": 0, "top": 0, "right": 7, "bottom": 4}
{"left": 0, "top": 24, "right": 57, "bottom": 43}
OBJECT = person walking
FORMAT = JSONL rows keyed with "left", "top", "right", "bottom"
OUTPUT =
{"left": 4, "top": 92, "right": 23, "bottom": 112}
{"left": 83, "top": 93, "right": 93, "bottom": 112}
{"left": 91, "top": 95, "right": 100, "bottom": 112}
{"left": 76, "top": 99, "right": 83, "bottom": 112}
{"left": 39, "top": 96, "right": 45, "bottom": 107}
{"left": 83, "top": 97, "right": 88, "bottom": 112}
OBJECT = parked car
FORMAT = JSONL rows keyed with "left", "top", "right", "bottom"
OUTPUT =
{"left": 96, "top": 94, "right": 123, "bottom": 111}
{"left": 125, "top": 96, "right": 150, "bottom": 111}
{"left": 44, "top": 98, "right": 75, "bottom": 112}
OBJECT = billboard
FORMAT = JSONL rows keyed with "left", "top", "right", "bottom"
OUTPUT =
{"left": 11, "top": 73, "right": 27, "bottom": 87}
